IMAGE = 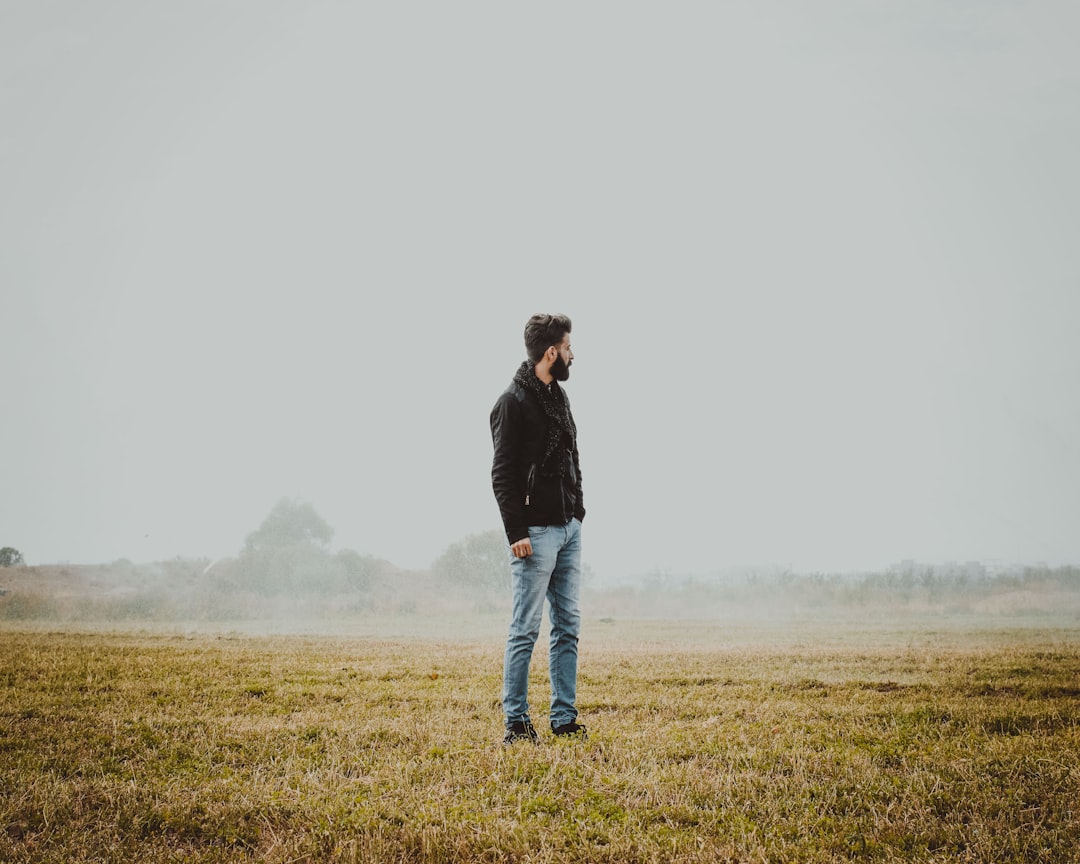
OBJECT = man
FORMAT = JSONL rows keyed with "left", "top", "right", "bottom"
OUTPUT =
{"left": 490, "top": 313, "right": 587, "bottom": 745}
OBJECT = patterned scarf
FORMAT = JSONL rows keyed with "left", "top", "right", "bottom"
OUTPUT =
{"left": 513, "top": 360, "right": 574, "bottom": 477}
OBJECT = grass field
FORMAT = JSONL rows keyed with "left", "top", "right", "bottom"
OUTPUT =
{"left": 2, "top": 621, "right": 1079, "bottom": 863}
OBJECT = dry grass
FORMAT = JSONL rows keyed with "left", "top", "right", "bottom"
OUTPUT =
{"left": 2, "top": 623, "right": 1079, "bottom": 862}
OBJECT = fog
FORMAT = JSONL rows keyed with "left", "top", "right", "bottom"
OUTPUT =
{"left": 3, "top": 556, "right": 1078, "bottom": 642}
{"left": 2, "top": 3, "right": 1079, "bottom": 585}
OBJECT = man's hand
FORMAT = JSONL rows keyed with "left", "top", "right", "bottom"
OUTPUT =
{"left": 511, "top": 537, "right": 533, "bottom": 558}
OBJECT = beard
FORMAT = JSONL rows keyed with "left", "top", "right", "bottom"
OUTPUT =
{"left": 551, "top": 353, "right": 571, "bottom": 382}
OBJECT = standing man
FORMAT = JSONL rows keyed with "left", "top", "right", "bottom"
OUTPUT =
{"left": 490, "top": 313, "right": 587, "bottom": 745}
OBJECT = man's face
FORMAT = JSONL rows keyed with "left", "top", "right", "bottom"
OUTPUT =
{"left": 550, "top": 333, "right": 574, "bottom": 382}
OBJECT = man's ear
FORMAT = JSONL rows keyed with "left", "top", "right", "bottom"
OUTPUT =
{"left": 545, "top": 345, "right": 558, "bottom": 362}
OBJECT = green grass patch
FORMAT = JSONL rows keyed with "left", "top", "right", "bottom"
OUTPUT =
{"left": 1, "top": 628, "right": 1078, "bottom": 861}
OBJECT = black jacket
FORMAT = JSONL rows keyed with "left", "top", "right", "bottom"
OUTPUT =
{"left": 490, "top": 378, "right": 585, "bottom": 545}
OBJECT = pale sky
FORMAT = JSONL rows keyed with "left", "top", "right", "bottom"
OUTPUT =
{"left": 2, "top": 2, "right": 1078, "bottom": 581}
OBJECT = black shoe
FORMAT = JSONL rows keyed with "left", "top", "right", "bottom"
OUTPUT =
{"left": 551, "top": 721, "right": 587, "bottom": 740}
{"left": 503, "top": 720, "right": 539, "bottom": 745}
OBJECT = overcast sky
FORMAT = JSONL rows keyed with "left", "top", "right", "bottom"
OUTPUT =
{"left": 2, "top": 2, "right": 1078, "bottom": 581}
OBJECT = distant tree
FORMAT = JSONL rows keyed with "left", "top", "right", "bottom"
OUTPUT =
{"left": 238, "top": 499, "right": 335, "bottom": 594}
{"left": 243, "top": 498, "right": 334, "bottom": 554}
{"left": 332, "top": 548, "right": 377, "bottom": 594}
{"left": 0, "top": 547, "right": 24, "bottom": 567}
{"left": 432, "top": 530, "right": 509, "bottom": 590}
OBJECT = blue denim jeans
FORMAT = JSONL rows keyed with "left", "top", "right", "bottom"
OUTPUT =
{"left": 502, "top": 517, "right": 582, "bottom": 729}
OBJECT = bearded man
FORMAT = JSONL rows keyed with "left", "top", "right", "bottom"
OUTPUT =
{"left": 490, "top": 313, "right": 587, "bottom": 745}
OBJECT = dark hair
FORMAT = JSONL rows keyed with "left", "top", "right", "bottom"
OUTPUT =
{"left": 523, "top": 313, "right": 572, "bottom": 363}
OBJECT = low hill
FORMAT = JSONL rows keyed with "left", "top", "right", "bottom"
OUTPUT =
{"left": 3, "top": 560, "right": 1078, "bottom": 634}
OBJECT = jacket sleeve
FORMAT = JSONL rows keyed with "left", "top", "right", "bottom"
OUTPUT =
{"left": 572, "top": 441, "right": 585, "bottom": 523}
{"left": 490, "top": 392, "right": 529, "bottom": 545}
{"left": 565, "top": 391, "right": 585, "bottom": 523}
